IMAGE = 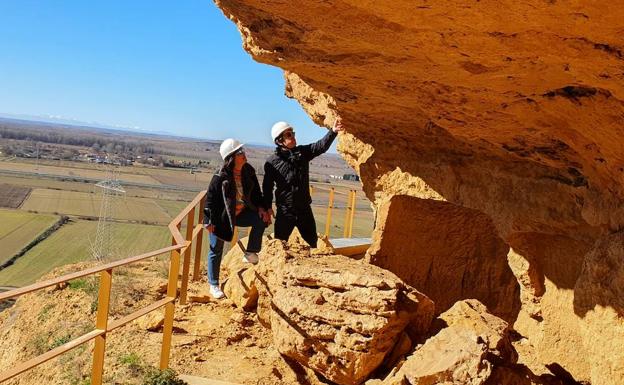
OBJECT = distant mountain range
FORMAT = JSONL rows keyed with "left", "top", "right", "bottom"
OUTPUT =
{"left": 0, "top": 112, "right": 177, "bottom": 137}
{"left": 0, "top": 113, "right": 340, "bottom": 153}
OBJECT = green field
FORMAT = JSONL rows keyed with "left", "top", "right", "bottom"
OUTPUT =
{"left": 154, "top": 199, "right": 191, "bottom": 219}
{"left": 0, "top": 220, "right": 171, "bottom": 287}
{"left": 313, "top": 206, "right": 374, "bottom": 239}
{"left": 21, "top": 188, "right": 177, "bottom": 224}
{"left": 0, "top": 210, "right": 59, "bottom": 265}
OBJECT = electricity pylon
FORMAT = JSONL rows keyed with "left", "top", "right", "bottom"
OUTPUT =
{"left": 91, "top": 168, "right": 125, "bottom": 261}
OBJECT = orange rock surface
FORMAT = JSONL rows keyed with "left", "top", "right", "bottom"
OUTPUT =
{"left": 215, "top": 1, "right": 624, "bottom": 383}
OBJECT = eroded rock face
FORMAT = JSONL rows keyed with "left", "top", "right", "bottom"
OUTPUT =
{"left": 256, "top": 239, "right": 435, "bottom": 385}
{"left": 367, "top": 195, "right": 520, "bottom": 322}
{"left": 214, "top": 1, "right": 624, "bottom": 383}
{"left": 574, "top": 232, "right": 624, "bottom": 385}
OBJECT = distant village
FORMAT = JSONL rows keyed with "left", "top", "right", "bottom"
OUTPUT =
{"left": 1, "top": 141, "right": 209, "bottom": 170}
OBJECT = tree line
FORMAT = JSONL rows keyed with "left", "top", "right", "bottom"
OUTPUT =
{"left": 0, "top": 125, "right": 158, "bottom": 155}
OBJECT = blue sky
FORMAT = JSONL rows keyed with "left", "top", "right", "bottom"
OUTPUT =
{"left": 0, "top": 0, "right": 327, "bottom": 147}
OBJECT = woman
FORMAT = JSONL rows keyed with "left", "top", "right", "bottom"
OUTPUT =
{"left": 203, "top": 138, "right": 268, "bottom": 299}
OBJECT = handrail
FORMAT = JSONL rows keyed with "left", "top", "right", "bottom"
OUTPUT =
{"left": 0, "top": 190, "right": 208, "bottom": 384}
{"left": 0, "top": 329, "right": 105, "bottom": 382}
{"left": 0, "top": 245, "right": 182, "bottom": 302}
{"left": 0, "top": 185, "right": 365, "bottom": 384}
{"left": 107, "top": 297, "right": 175, "bottom": 332}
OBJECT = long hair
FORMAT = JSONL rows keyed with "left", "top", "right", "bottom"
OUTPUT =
{"left": 220, "top": 154, "right": 236, "bottom": 176}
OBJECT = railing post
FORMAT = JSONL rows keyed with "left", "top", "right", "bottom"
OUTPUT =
{"left": 179, "top": 209, "right": 195, "bottom": 305}
{"left": 324, "top": 187, "right": 335, "bottom": 237}
{"left": 232, "top": 226, "right": 239, "bottom": 249}
{"left": 160, "top": 229, "right": 181, "bottom": 369}
{"left": 343, "top": 189, "right": 353, "bottom": 238}
{"left": 193, "top": 196, "right": 206, "bottom": 281}
{"left": 91, "top": 269, "right": 113, "bottom": 385}
{"left": 348, "top": 190, "right": 357, "bottom": 238}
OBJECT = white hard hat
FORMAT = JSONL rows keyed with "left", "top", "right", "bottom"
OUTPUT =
{"left": 219, "top": 138, "right": 244, "bottom": 160}
{"left": 271, "top": 121, "right": 293, "bottom": 142}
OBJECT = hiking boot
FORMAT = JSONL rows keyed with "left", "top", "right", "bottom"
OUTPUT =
{"left": 242, "top": 252, "right": 259, "bottom": 264}
{"left": 210, "top": 284, "right": 225, "bottom": 299}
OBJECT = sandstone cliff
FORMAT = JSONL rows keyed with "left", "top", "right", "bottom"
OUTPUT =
{"left": 214, "top": 1, "right": 624, "bottom": 384}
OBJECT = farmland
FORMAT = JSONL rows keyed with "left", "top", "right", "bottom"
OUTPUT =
{"left": 0, "top": 161, "right": 162, "bottom": 185}
{"left": 0, "top": 119, "right": 374, "bottom": 289}
{"left": 0, "top": 219, "right": 171, "bottom": 287}
{"left": 21, "top": 188, "right": 175, "bottom": 224}
{"left": 0, "top": 184, "right": 31, "bottom": 208}
{"left": 0, "top": 210, "right": 59, "bottom": 265}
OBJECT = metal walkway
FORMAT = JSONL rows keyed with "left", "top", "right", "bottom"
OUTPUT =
{"left": 328, "top": 237, "right": 371, "bottom": 256}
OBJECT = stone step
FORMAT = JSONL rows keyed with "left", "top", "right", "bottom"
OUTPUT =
{"left": 179, "top": 375, "right": 241, "bottom": 385}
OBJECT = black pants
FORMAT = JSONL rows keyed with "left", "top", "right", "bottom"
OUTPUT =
{"left": 274, "top": 205, "right": 317, "bottom": 248}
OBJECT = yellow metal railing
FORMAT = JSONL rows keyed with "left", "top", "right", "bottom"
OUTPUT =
{"left": 0, "top": 190, "right": 208, "bottom": 384}
{"left": 0, "top": 185, "right": 362, "bottom": 383}
{"left": 322, "top": 188, "right": 358, "bottom": 238}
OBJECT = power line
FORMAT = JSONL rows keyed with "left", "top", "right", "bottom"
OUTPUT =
{"left": 91, "top": 167, "right": 125, "bottom": 261}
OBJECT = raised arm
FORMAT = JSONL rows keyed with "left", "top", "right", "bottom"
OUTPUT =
{"left": 302, "top": 119, "right": 344, "bottom": 161}
{"left": 302, "top": 130, "right": 338, "bottom": 161}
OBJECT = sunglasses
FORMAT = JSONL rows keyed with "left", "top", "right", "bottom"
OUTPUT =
{"left": 281, "top": 131, "right": 296, "bottom": 140}
{"left": 234, "top": 148, "right": 245, "bottom": 155}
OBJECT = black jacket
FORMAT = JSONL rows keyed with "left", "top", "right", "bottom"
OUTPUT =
{"left": 203, "top": 163, "right": 264, "bottom": 241}
{"left": 263, "top": 130, "right": 337, "bottom": 215}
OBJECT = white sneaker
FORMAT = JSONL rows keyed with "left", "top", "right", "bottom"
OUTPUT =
{"left": 242, "top": 252, "right": 259, "bottom": 264}
{"left": 210, "top": 284, "right": 225, "bottom": 299}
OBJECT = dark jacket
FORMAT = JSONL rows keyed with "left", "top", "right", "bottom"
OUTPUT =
{"left": 203, "top": 163, "right": 264, "bottom": 242}
{"left": 263, "top": 130, "right": 337, "bottom": 216}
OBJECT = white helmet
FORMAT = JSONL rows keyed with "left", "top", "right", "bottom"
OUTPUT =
{"left": 271, "top": 121, "right": 293, "bottom": 142}
{"left": 219, "top": 138, "right": 244, "bottom": 160}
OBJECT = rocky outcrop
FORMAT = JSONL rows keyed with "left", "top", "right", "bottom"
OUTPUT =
{"left": 222, "top": 239, "right": 259, "bottom": 311}
{"left": 214, "top": 1, "right": 624, "bottom": 383}
{"left": 382, "top": 300, "right": 510, "bottom": 385}
{"left": 222, "top": 232, "right": 334, "bottom": 312}
{"left": 255, "top": 239, "right": 435, "bottom": 385}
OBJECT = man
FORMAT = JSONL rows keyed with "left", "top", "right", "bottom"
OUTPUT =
{"left": 262, "top": 119, "right": 344, "bottom": 247}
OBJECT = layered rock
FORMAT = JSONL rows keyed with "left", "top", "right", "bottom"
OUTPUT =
{"left": 214, "top": 1, "right": 624, "bottom": 383}
{"left": 222, "top": 232, "right": 334, "bottom": 311}
{"left": 255, "top": 239, "right": 435, "bottom": 385}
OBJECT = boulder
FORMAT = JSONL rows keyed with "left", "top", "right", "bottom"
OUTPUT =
{"left": 134, "top": 312, "right": 164, "bottom": 332}
{"left": 438, "top": 299, "right": 514, "bottom": 361}
{"left": 256, "top": 238, "right": 434, "bottom": 385}
{"left": 222, "top": 232, "right": 333, "bottom": 311}
{"left": 384, "top": 327, "right": 493, "bottom": 385}
{"left": 382, "top": 300, "right": 511, "bottom": 385}
{"left": 223, "top": 261, "right": 259, "bottom": 311}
